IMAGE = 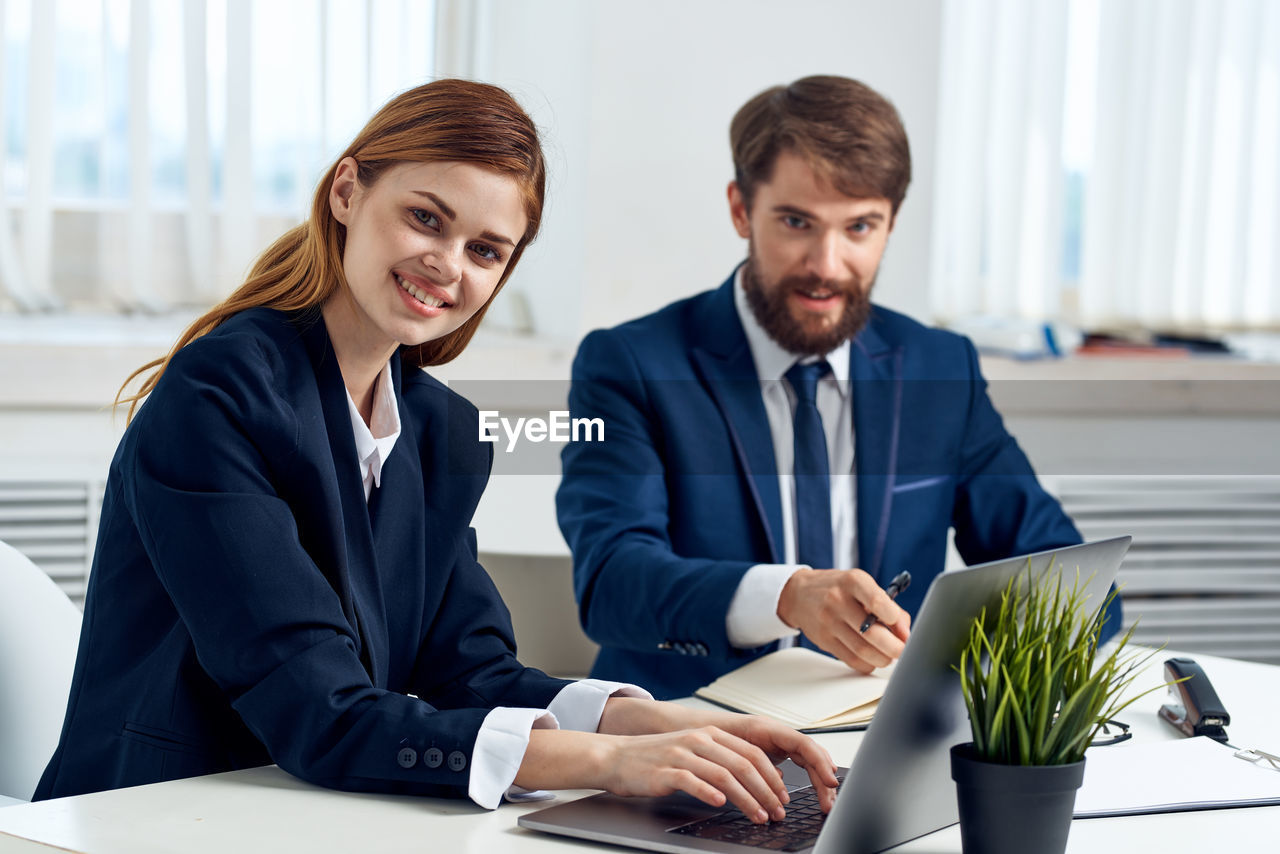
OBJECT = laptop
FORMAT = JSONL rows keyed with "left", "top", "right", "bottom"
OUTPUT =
{"left": 518, "top": 536, "right": 1131, "bottom": 854}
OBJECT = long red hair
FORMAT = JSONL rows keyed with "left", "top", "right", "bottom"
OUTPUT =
{"left": 118, "top": 78, "right": 546, "bottom": 421}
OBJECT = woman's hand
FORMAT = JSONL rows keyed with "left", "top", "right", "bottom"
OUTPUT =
{"left": 515, "top": 700, "right": 840, "bottom": 820}
{"left": 594, "top": 726, "right": 795, "bottom": 823}
{"left": 515, "top": 724, "right": 809, "bottom": 824}
{"left": 703, "top": 712, "right": 841, "bottom": 809}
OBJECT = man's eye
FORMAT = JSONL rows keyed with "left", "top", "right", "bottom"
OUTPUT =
{"left": 783, "top": 215, "right": 807, "bottom": 229}
{"left": 411, "top": 209, "right": 440, "bottom": 229}
{"left": 851, "top": 221, "right": 871, "bottom": 234}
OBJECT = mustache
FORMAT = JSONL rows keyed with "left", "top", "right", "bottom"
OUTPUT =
{"left": 777, "top": 273, "right": 860, "bottom": 296}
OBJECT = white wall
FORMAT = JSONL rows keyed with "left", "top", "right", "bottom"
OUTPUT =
{"left": 476, "top": 0, "right": 943, "bottom": 343}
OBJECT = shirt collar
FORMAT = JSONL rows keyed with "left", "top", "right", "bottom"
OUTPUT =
{"left": 344, "top": 358, "right": 402, "bottom": 493}
{"left": 732, "top": 265, "right": 852, "bottom": 391}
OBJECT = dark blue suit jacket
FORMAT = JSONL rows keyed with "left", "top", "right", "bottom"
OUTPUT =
{"left": 36, "top": 309, "right": 570, "bottom": 800}
{"left": 557, "top": 274, "right": 1115, "bottom": 700}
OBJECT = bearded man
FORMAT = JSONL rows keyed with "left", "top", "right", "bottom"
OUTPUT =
{"left": 555, "top": 76, "right": 1117, "bottom": 700}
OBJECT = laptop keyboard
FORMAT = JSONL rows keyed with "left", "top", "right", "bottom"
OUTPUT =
{"left": 666, "top": 777, "right": 841, "bottom": 852}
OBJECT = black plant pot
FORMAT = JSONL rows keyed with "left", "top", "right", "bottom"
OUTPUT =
{"left": 950, "top": 743, "right": 1086, "bottom": 854}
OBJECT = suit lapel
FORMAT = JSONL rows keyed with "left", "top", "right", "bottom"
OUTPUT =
{"left": 850, "top": 315, "right": 903, "bottom": 582}
{"left": 690, "top": 278, "right": 784, "bottom": 563}
{"left": 298, "top": 314, "right": 382, "bottom": 681}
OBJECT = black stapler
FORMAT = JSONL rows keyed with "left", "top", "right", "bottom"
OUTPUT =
{"left": 1157, "top": 657, "right": 1231, "bottom": 743}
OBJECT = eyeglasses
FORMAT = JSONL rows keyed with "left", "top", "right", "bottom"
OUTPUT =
{"left": 1234, "top": 748, "right": 1280, "bottom": 771}
{"left": 1090, "top": 719, "right": 1132, "bottom": 747}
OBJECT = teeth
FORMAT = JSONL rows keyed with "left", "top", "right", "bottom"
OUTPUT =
{"left": 397, "top": 275, "right": 445, "bottom": 308}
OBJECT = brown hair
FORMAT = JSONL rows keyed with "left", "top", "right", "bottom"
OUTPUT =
{"left": 117, "top": 78, "right": 546, "bottom": 421}
{"left": 729, "top": 75, "right": 911, "bottom": 215}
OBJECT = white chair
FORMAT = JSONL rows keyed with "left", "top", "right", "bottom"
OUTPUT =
{"left": 0, "top": 540, "right": 82, "bottom": 803}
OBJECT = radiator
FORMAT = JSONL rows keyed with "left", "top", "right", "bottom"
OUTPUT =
{"left": 4, "top": 475, "right": 1279, "bottom": 665}
{"left": 1052, "top": 475, "right": 1280, "bottom": 665}
{"left": 0, "top": 480, "right": 104, "bottom": 609}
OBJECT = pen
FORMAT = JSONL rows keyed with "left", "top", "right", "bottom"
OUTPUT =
{"left": 859, "top": 571, "right": 911, "bottom": 633}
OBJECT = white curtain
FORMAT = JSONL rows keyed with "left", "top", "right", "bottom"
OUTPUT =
{"left": 930, "top": 0, "right": 1070, "bottom": 323}
{"left": 1080, "top": 0, "right": 1280, "bottom": 330}
{"left": 434, "top": 0, "right": 490, "bottom": 80}
{"left": 0, "top": 0, "right": 437, "bottom": 315}
{"left": 932, "top": 0, "right": 1280, "bottom": 332}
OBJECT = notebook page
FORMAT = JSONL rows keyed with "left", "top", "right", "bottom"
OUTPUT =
{"left": 1075, "top": 736, "right": 1280, "bottom": 817}
{"left": 695, "top": 647, "right": 891, "bottom": 727}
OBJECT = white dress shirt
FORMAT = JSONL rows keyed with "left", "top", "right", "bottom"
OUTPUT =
{"left": 343, "top": 360, "right": 403, "bottom": 499}
{"left": 345, "top": 362, "right": 652, "bottom": 809}
{"left": 724, "top": 267, "right": 859, "bottom": 648}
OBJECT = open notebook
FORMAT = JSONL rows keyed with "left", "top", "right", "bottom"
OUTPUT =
{"left": 694, "top": 647, "right": 891, "bottom": 731}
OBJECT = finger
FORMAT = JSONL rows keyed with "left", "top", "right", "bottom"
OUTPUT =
{"left": 828, "top": 620, "right": 895, "bottom": 670}
{"left": 842, "top": 599, "right": 907, "bottom": 660}
{"left": 693, "top": 736, "right": 787, "bottom": 821}
{"left": 805, "top": 629, "right": 875, "bottom": 673}
{"left": 816, "top": 774, "right": 840, "bottom": 812}
{"left": 825, "top": 636, "right": 878, "bottom": 674}
{"left": 861, "top": 584, "right": 910, "bottom": 631}
{"left": 840, "top": 570, "right": 910, "bottom": 629}
{"left": 664, "top": 767, "right": 728, "bottom": 810}
{"left": 787, "top": 751, "right": 840, "bottom": 812}
{"left": 801, "top": 616, "right": 882, "bottom": 672}
{"left": 819, "top": 577, "right": 902, "bottom": 660}
{"left": 861, "top": 620, "right": 908, "bottom": 660}
{"left": 893, "top": 609, "right": 912, "bottom": 640}
{"left": 686, "top": 755, "right": 771, "bottom": 823}
{"left": 711, "top": 728, "right": 792, "bottom": 809}
{"left": 770, "top": 731, "right": 841, "bottom": 792}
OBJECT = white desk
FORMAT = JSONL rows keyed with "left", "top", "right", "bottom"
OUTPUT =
{"left": 2, "top": 650, "right": 1277, "bottom": 854}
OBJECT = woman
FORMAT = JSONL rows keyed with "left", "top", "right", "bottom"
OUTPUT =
{"left": 35, "top": 79, "right": 838, "bottom": 820}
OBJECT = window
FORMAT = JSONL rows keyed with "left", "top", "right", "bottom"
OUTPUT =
{"left": 1, "top": 0, "right": 437, "bottom": 313}
{"left": 931, "top": 0, "right": 1280, "bottom": 333}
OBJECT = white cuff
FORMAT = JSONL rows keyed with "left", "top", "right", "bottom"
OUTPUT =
{"left": 466, "top": 680, "right": 654, "bottom": 810}
{"left": 726, "top": 563, "right": 804, "bottom": 648}
{"left": 547, "top": 678, "right": 653, "bottom": 733}
{"left": 468, "top": 706, "right": 558, "bottom": 810}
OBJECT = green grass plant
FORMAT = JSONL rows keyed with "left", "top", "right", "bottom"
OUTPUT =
{"left": 956, "top": 563, "right": 1163, "bottom": 766}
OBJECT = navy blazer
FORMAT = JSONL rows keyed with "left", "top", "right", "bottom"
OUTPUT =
{"left": 37, "top": 309, "right": 570, "bottom": 800}
{"left": 557, "top": 274, "right": 1117, "bottom": 700}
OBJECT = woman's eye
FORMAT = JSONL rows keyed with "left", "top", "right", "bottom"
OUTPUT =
{"left": 411, "top": 209, "right": 440, "bottom": 229}
{"left": 470, "top": 243, "right": 501, "bottom": 262}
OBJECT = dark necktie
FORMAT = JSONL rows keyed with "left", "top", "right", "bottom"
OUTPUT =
{"left": 785, "top": 360, "right": 833, "bottom": 570}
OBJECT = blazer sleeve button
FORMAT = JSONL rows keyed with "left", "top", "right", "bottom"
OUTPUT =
{"left": 397, "top": 747, "right": 418, "bottom": 769}
{"left": 424, "top": 747, "right": 443, "bottom": 768}
{"left": 447, "top": 750, "right": 467, "bottom": 772}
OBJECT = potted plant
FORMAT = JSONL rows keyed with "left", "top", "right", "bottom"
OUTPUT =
{"left": 951, "top": 563, "right": 1162, "bottom": 854}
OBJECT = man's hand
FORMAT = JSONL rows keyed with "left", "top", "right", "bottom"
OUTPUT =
{"left": 776, "top": 568, "right": 911, "bottom": 673}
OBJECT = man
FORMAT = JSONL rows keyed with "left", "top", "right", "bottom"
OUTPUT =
{"left": 556, "top": 75, "right": 1117, "bottom": 700}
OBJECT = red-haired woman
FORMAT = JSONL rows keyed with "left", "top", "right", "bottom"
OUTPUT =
{"left": 35, "top": 79, "right": 837, "bottom": 823}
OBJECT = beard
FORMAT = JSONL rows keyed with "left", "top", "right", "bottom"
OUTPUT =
{"left": 741, "top": 250, "right": 873, "bottom": 357}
